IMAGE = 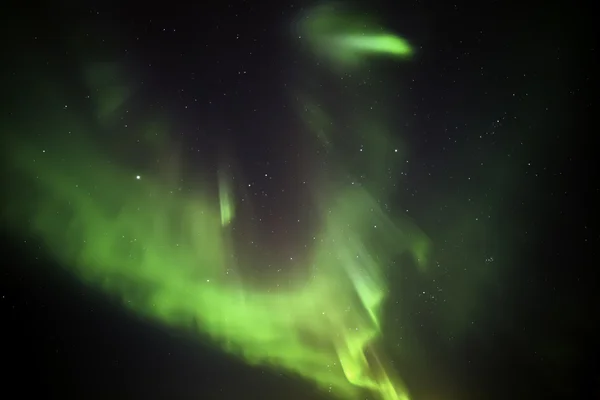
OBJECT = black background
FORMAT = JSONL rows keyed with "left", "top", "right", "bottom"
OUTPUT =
{"left": 1, "top": 1, "right": 595, "bottom": 399}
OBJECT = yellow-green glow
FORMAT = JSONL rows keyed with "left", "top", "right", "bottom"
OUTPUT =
{"left": 218, "top": 172, "right": 234, "bottom": 227}
{"left": 2, "top": 4, "right": 430, "bottom": 400}
{"left": 337, "top": 34, "right": 413, "bottom": 57}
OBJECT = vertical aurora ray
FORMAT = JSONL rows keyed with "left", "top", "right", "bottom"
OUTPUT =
{"left": 2, "top": 4, "right": 430, "bottom": 400}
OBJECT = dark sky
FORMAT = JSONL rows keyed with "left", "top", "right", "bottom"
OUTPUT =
{"left": 1, "top": 1, "right": 595, "bottom": 400}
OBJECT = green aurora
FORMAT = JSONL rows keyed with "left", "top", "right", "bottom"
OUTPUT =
{"left": 3, "top": 5, "right": 433, "bottom": 400}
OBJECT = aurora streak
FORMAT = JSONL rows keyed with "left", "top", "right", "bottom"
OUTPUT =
{"left": 3, "top": 4, "right": 431, "bottom": 400}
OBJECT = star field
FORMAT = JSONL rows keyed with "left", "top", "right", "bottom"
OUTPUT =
{"left": 1, "top": 1, "right": 595, "bottom": 400}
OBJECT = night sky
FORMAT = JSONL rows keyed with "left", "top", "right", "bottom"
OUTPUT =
{"left": 1, "top": 1, "right": 595, "bottom": 400}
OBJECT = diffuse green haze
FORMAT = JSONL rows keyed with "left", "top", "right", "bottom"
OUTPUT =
{"left": 3, "top": 4, "right": 429, "bottom": 400}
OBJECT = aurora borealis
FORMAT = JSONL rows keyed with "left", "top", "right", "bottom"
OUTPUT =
{"left": 3, "top": 5, "right": 427, "bottom": 400}
{"left": 1, "top": 1, "right": 592, "bottom": 400}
